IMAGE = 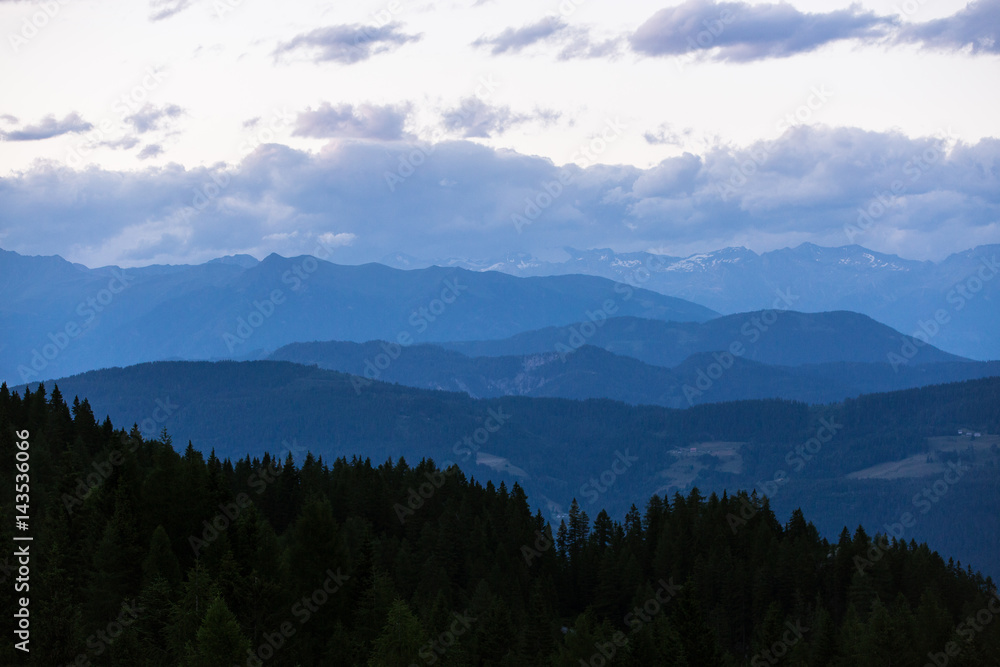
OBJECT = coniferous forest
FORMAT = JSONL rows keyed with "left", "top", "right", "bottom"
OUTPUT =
{"left": 2, "top": 382, "right": 1000, "bottom": 666}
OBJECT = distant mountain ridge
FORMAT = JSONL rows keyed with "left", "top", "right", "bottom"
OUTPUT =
{"left": 383, "top": 243, "right": 1000, "bottom": 360}
{"left": 437, "top": 312, "right": 966, "bottom": 367}
{"left": 0, "top": 248, "right": 716, "bottom": 384}
{"left": 269, "top": 331, "right": 997, "bottom": 408}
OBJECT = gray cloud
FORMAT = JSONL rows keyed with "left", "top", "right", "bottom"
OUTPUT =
{"left": 1, "top": 112, "right": 92, "bottom": 141}
{"left": 138, "top": 144, "right": 164, "bottom": 160}
{"left": 148, "top": 0, "right": 192, "bottom": 21}
{"left": 898, "top": 0, "right": 999, "bottom": 54}
{"left": 473, "top": 17, "right": 566, "bottom": 54}
{"left": 293, "top": 103, "right": 410, "bottom": 141}
{"left": 125, "top": 104, "right": 184, "bottom": 133}
{"left": 644, "top": 123, "right": 693, "bottom": 146}
{"left": 99, "top": 136, "right": 141, "bottom": 151}
{"left": 473, "top": 17, "right": 623, "bottom": 60}
{"left": 276, "top": 23, "right": 420, "bottom": 64}
{"left": 557, "top": 31, "right": 625, "bottom": 60}
{"left": 631, "top": 0, "right": 896, "bottom": 62}
{"left": 442, "top": 98, "right": 559, "bottom": 138}
{"left": 0, "top": 128, "right": 996, "bottom": 266}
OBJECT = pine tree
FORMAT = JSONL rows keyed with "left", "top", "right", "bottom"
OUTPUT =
{"left": 367, "top": 598, "right": 426, "bottom": 666}
{"left": 188, "top": 596, "right": 250, "bottom": 667}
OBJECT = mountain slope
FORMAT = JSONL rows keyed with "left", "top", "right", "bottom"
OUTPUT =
{"left": 15, "top": 361, "right": 1000, "bottom": 576}
{"left": 438, "top": 312, "right": 967, "bottom": 368}
{"left": 269, "top": 338, "right": 1000, "bottom": 407}
{"left": 0, "top": 249, "right": 716, "bottom": 384}
{"left": 386, "top": 243, "right": 1000, "bottom": 359}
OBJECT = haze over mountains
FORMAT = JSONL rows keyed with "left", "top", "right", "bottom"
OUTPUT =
{"left": 3, "top": 242, "right": 998, "bottom": 389}
{"left": 385, "top": 242, "right": 1000, "bottom": 360}
{"left": 269, "top": 339, "right": 1000, "bottom": 408}
{"left": 0, "top": 248, "right": 715, "bottom": 384}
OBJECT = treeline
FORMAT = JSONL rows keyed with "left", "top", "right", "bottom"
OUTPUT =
{"left": 1, "top": 381, "right": 999, "bottom": 666}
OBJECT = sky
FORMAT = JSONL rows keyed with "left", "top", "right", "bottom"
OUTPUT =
{"left": 0, "top": 0, "right": 998, "bottom": 267}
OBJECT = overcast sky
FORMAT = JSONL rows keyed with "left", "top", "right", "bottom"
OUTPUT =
{"left": 0, "top": 0, "right": 997, "bottom": 267}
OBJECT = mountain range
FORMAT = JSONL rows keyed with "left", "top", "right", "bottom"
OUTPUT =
{"left": 268, "top": 337, "right": 1000, "bottom": 408}
{"left": 0, "top": 248, "right": 714, "bottom": 384}
{"left": 383, "top": 243, "right": 1000, "bottom": 360}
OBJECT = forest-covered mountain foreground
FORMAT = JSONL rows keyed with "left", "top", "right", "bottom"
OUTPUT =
{"left": 2, "top": 382, "right": 999, "bottom": 666}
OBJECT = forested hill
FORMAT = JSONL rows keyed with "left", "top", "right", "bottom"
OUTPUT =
{"left": 2, "top": 383, "right": 1000, "bottom": 666}
{"left": 14, "top": 362, "right": 1000, "bottom": 577}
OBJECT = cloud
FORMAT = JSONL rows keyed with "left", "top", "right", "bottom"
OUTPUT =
{"left": 138, "top": 144, "right": 164, "bottom": 160}
{"left": 318, "top": 232, "right": 356, "bottom": 247}
{"left": 898, "top": 0, "right": 999, "bottom": 54}
{"left": 473, "top": 17, "right": 623, "bottom": 60}
{"left": 631, "top": 0, "right": 896, "bottom": 62}
{"left": 473, "top": 17, "right": 566, "bottom": 54}
{"left": 0, "top": 128, "right": 996, "bottom": 267}
{"left": 293, "top": 103, "right": 410, "bottom": 141}
{"left": 1, "top": 112, "right": 92, "bottom": 141}
{"left": 557, "top": 32, "right": 624, "bottom": 60}
{"left": 125, "top": 104, "right": 184, "bottom": 133}
{"left": 99, "top": 137, "right": 141, "bottom": 151}
{"left": 275, "top": 23, "right": 420, "bottom": 64}
{"left": 644, "top": 123, "right": 693, "bottom": 147}
{"left": 148, "top": 0, "right": 192, "bottom": 21}
{"left": 442, "top": 98, "right": 559, "bottom": 138}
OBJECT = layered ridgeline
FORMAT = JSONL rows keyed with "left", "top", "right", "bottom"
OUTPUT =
{"left": 385, "top": 243, "right": 1000, "bottom": 360}
{"left": 16, "top": 361, "right": 1000, "bottom": 578}
{"left": 0, "top": 249, "right": 715, "bottom": 385}
{"left": 435, "top": 312, "right": 966, "bottom": 367}
{"left": 2, "top": 384, "right": 999, "bottom": 666}
{"left": 267, "top": 312, "right": 1000, "bottom": 407}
